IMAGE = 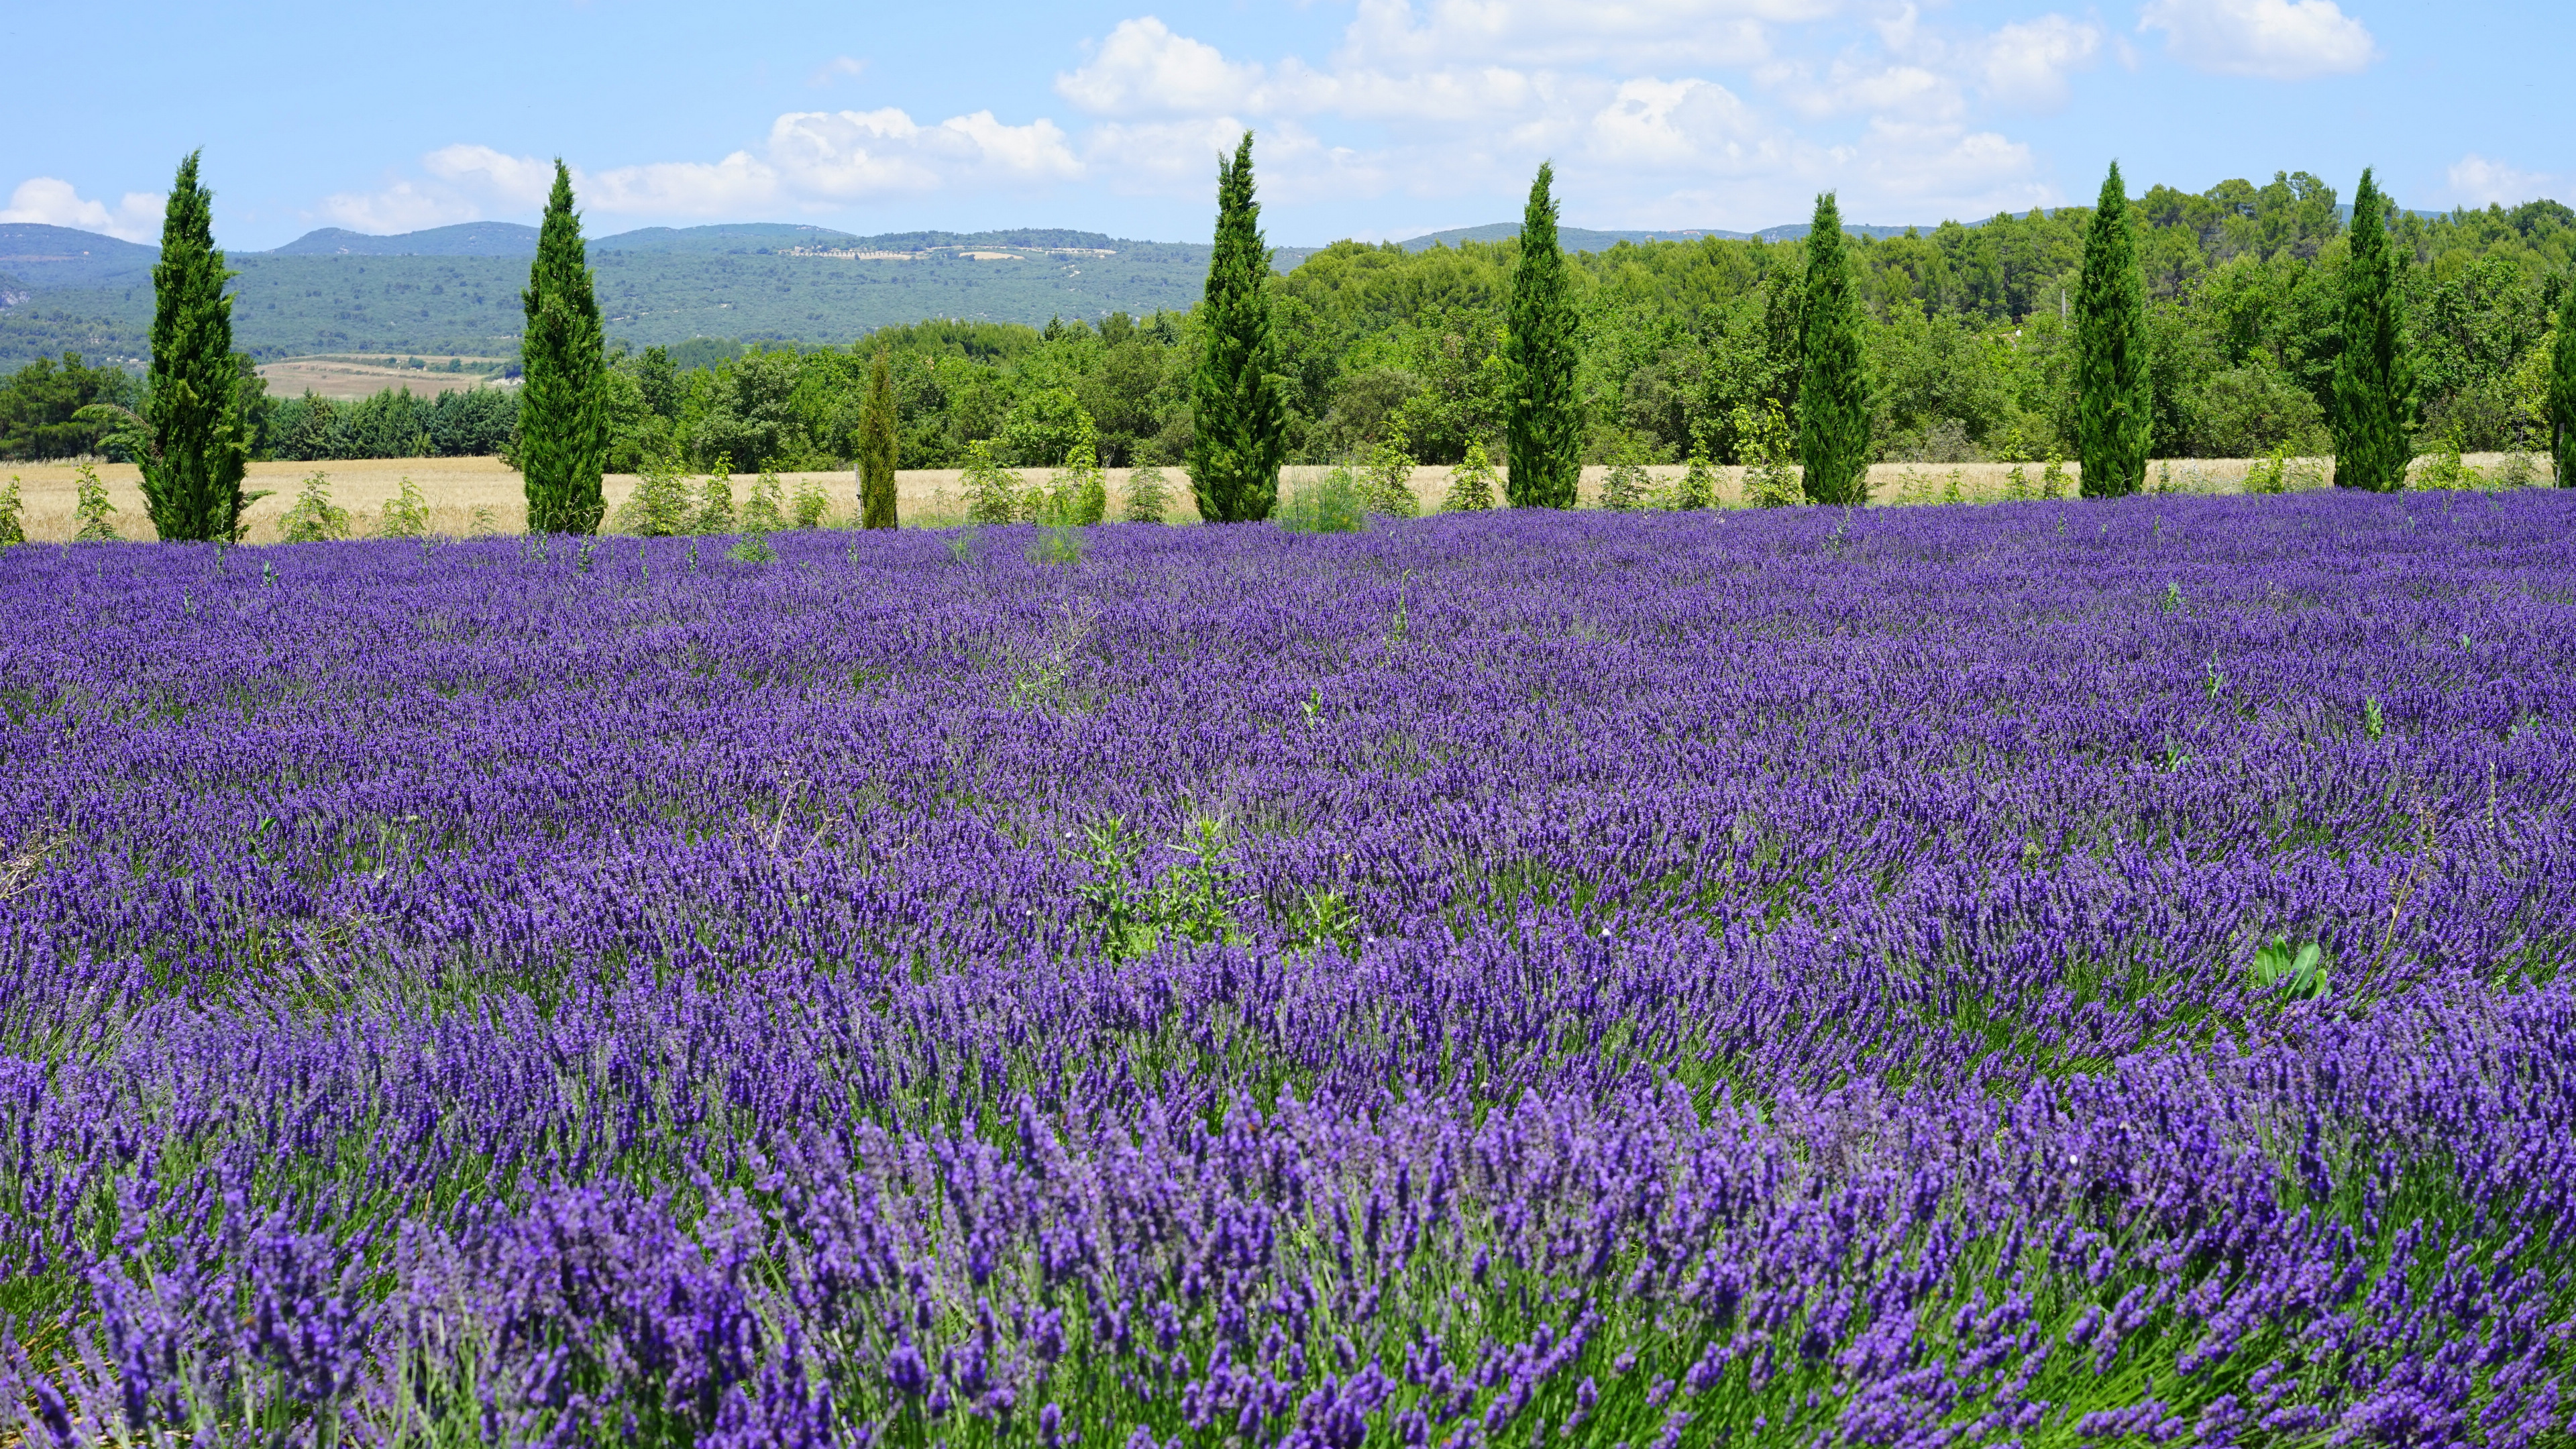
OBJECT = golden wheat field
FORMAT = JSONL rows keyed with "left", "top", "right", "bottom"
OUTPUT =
{"left": 0, "top": 453, "right": 2553, "bottom": 545}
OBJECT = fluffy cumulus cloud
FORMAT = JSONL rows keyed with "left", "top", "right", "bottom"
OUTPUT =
{"left": 0, "top": 177, "right": 165, "bottom": 242}
{"left": 1045, "top": 2, "right": 2078, "bottom": 225}
{"left": 2137, "top": 0, "right": 2376, "bottom": 80}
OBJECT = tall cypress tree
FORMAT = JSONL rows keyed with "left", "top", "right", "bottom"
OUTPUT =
{"left": 1187, "top": 133, "right": 1287, "bottom": 523}
{"left": 2076, "top": 161, "right": 2152, "bottom": 498}
{"left": 1796, "top": 193, "right": 1871, "bottom": 505}
{"left": 519, "top": 161, "right": 608, "bottom": 533}
{"left": 858, "top": 345, "right": 899, "bottom": 529}
{"left": 2332, "top": 168, "right": 2414, "bottom": 492}
{"left": 140, "top": 151, "right": 252, "bottom": 543}
{"left": 1505, "top": 162, "right": 1580, "bottom": 508}
{"left": 2549, "top": 274, "right": 2576, "bottom": 487}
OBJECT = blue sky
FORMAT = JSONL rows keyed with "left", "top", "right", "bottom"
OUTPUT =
{"left": 5, "top": 0, "right": 2567, "bottom": 250}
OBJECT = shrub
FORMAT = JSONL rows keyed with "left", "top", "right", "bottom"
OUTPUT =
{"left": 742, "top": 470, "right": 788, "bottom": 533}
{"left": 614, "top": 454, "right": 696, "bottom": 537}
{"left": 1124, "top": 465, "right": 1171, "bottom": 524}
{"left": 962, "top": 441, "right": 1026, "bottom": 525}
{"left": 1672, "top": 450, "right": 1717, "bottom": 511}
{"left": 378, "top": 476, "right": 431, "bottom": 538}
{"left": 72, "top": 462, "right": 118, "bottom": 542}
{"left": 1599, "top": 444, "right": 1652, "bottom": 513}
{"left": 1440, "top": 442, "right": 1499, "bottom": 513}
{"left": 693, "top": 462, "right": 737, "bottom": 535}
{"left": 1360, "top": 433, "right": 1419, "bottom": 517}
{"left": 1736, "top": 402, "right": 1803, "bottom": 508}
{"left": 1278, "top": 467, "right": 1367, "bottom": 534}
{"left": 277, "top": 470, "right": 354, "bottom": 543}
{"left": 790, "top": 474, "right": 830, "bottom": 529}
{"left": 0, "top": 476, "right": 21, "bottom": 545}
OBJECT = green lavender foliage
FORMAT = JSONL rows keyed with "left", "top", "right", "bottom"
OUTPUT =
{"left": 2076, "top": 162, "right": 2153, "bottom": 498}
{"left": 519, "top": 161, "right": 610, "bottom": 533}
{"left": 140, "top": 152, "right": 252, "bottom": 543}
{"left": 2332, "top": 168, "right": 2416, "bottom": 492}
{"left": 858, "top": 346, "right": 899, "bottom": 529}
{"left": 1796, "top": 193, "right": 1872, "bottom": 505}
{"left": 1505, "top": 163, "right": 1581, "bottom": 509}
{"left": 1186, "top": 133, "right": 1287, "bottom": 523}
{"left": 2551, "top": 273, "right": 2576, "bottom": 487}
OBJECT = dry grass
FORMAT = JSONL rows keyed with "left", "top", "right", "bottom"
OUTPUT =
{"left": 1, "top": 453, "right": 2552, "bottom": 545}
{"left": 256, "top": 356, "right": 509, "bottom": 400}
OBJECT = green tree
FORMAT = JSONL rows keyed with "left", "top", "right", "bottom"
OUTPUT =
{"left": 2551, "top": 274, "right": 2576, "bottom": 486}
{"left": 519, "top": 161, "right": 609, "bottom": 532}
{"left": 1505, "top": 162, "right": 1582, "bottom": 508}
{"left": 139, "top": 152, "right": 252, "bottom": 541}
{"left": 2076, "top": 161, "right": 2153, "bottom": 497}
{"left": 858, "top": 345, "right": 899, "bottom": 528}
{"left": 1796, "top": 193, "right": 1872, "bottom": 504}
{"left": 2331, "top": 168, "right": 2414, "bottom": 492}
{"left": 1187, "top": 132, "right": 1288, "bottom": 523}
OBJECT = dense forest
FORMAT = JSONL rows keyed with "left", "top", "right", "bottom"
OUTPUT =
{"left": 598, "top": 173, "right": 2572, "bottom": 472}
{"left": 7, "top": 171, "right": 2570, "bottom": 469}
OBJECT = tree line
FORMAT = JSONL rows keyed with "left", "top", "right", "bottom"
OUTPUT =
{"left": 32, "top": 147, "right": 2576, "bottom": 537}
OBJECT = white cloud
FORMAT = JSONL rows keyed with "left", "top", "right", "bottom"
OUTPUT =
{"left": 424, "top": 145, "right": 559, "bottom": 209}
{"left": 0, "top": 177, "right": 164, "bottom": 242}
{"left": 2448, "top": 154, "right": 2560, "bottom": 208}
{"left": 808, "top": 55, "right": 868, "bottom": 88}
{"left": 1338, "top": 0, "right": 1809, "bottom": 70}
{"left": 1980, "top": 15, "right": 2101, "bottom": 107}
{"left": 2137, "top": 0, "right": 2375, "bottom": 79}
{"left": 317, "top": 180, "right": 478, "bottom": 233}
{"left": 1058, "top": 17, "right": 1263, "bottom": 115}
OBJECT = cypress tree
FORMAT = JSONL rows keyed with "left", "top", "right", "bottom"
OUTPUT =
{"left": 2331, "top": 168, "right": 2414, "bottom": 492}
{"left": 1505, "top": 162, "right": 1581, "bottom": 508}
{"left": 1796, "top": 193, "right": 1871, "bottom": 505}
{"left": 519, "top": 161, "right": 608, "bottom": 533}
{"left": 139, "top": 151, "right": 252, "bottom": 542}
{"left": 2076, "top": 161, "right": 2152, "bottom": 498}
{"left": 2549, "top": 274, "right": 2576, "bottom": 487}
{"left": 1187, "top": 133, "right": 1287, "bottom": 523}
{"left": 857, "top": 345, "right": 899, "bottom": 528}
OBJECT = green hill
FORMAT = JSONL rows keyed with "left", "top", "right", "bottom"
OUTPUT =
{"left": 0, "top": 222, "right": 1266, "bottom": 368}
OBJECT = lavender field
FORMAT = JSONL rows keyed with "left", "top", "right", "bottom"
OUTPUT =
{"left": 1, "top": 494, "right": 2573, "bottom": 1447}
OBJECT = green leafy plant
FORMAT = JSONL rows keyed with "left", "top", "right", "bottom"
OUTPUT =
{"left": 1441, "top": 441, "right": 1499, "bottom": 512}
{"left": 725, "top": 533, "right": 777, "bottom": 564}
{"left": 692, "top": 460, "right": 737, "bottom": 535}
{"left": 377, "top": 476, "right": 431, "bottom": 538}
{"left": 72, "top": 462, "right": 119, "bottom": 542}
{"left": 2039, "top": 451, "right": 2069, "bottom": 499}
{"left": 962, "top": 439, "right": 1026, "bottom": 525}
{"left": 2409, "top": 435, "right": 2485, "bottom": 491}
{"left": 613, "top": 453, "right": 696, "bottom": 537}
{"left": 1360, "top": 431, "right": 1420, "bottom": 517}
{"left": 1123, "top": 464, "right": 1172, "bottom": 524}
{"left": 1735, "top": 402, "right": 1803, "bottom": 508}
{"left": 1279, "top": 466, "right": 1368, "bottom": 534}
{"left": 741, "top": 469, "right": 788, "bottom": 533}
{"left": 0, "top": 476, "right": 23, "bottom": 547}
{"left": 1029, "top": 523, "right": 1089, "bottom": 566}
{"left": 277, "top": 469, "right": 354, "bottom": 543}
{"left": 1598, "top": 442, "right": 1653, "bottom": 512}
{"left": 1672, "top": 448, "right": 1717, "bottom": 511}
{"left": 2364, "top": 695, "right": 2386, "bottom": 741}
{"left": 2251, "top": 937, "right": 2330, "bottom": 1000}
{"left": 790, "top": 474, "right": 831, "bottom": 529}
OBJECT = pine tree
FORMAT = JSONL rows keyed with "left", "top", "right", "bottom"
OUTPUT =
{"left": 1187, "top": 133, "right": 1287, "bottom": 523}
{"left": 2332, "top": 168, "right": 2415, "bottom": 492}
{"left": 139, "top": 152, "right": 252, "bottom": 542}
{"left": 1505, "top": 162, "right": 1581, "bottom": 508}
{"left": 2076, "top": 161, "right": 2152, "bottom": 498}
{"left": 519, "top": 161, "right": 609, "bottom": 533}
{"left": 858, "top": 345, "right": 899, "bottom": 529}
{"left": 2549, "top": 273, "right": 2576, "bottom": 487}
{"left": 1796, "top": 193, "right": 1872, "bottom": 505}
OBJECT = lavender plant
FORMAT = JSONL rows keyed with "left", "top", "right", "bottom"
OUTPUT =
{"left": 0, "top": 496, "right": 2569, "bottom": 1446}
